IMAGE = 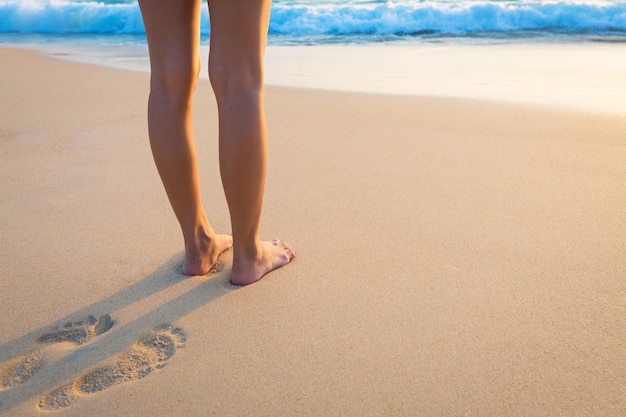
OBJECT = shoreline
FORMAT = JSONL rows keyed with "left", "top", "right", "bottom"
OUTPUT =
{"left": 1, "top": 47, "right": 624, "bottom": 417}
{"left": 6, "top": 41, "right": 626, "bottom": 114}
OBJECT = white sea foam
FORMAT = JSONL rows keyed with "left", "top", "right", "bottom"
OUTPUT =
{"left": 3, "top": 0, "right": 625, "bottom": 113}
{"left": 0, "top": 0, "right": 625, "bottom": 43}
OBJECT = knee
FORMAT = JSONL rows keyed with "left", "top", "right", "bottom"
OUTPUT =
{"left": 208, "top": 59, "right": 263, "bottom": 102}
{"left": 150, "top": 56, "right": 201, "bottom": 100}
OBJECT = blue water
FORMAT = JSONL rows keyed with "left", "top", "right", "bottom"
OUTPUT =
{"left": 1, "top": 0, "right": 625, "bottom": 46}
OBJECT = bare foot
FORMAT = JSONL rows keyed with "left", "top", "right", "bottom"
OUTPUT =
{"left": 183, "top": 233, "right": 233, "bottom": 276}
{"left": 230, "top": 240, "right": 296, "bottom": 286}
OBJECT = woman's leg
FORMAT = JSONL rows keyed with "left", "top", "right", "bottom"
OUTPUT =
{"left": 207, "top": 0, "right": 295, "bottom": 286}
{"left": 138, "top": 0, "right": 232, "bottom": 275}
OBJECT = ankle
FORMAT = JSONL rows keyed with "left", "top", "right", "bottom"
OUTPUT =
{"left": 184, "top": 224, "right": 215, "bottom": 254}
{"left": 233, "top": 238, "right": 262, "bottom": 263}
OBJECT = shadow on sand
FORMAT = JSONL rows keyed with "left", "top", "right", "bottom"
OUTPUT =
{"left": 0, "top": 253, "right": 237, "bottom": 413}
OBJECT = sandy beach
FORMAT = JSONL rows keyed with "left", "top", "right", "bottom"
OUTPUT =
{"left": 0, "top": 47, "right": 624, "bottom": 416}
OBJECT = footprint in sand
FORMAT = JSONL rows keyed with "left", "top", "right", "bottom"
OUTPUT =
{"left": 0, "top": 314, "right": 113, "bottom": 392}
{"left": 36, "top": 314, "right": 113, "bottom": 346}
{"left": 38, "top": 324, "right": 186, "bottom": 411}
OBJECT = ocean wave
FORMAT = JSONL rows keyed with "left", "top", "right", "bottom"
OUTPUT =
{"left": 0, "top": 0, "right": 145, "bottom": 34}
{"left": 0, "top": 0, "right": 625, "bottom": 39}
{"left": 270, "top": 1, "right": 626, "bottom": 37}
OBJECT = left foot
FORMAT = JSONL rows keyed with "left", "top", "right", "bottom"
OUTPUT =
{"left": 183, "top": 233, "right": 233, "bottom": 276}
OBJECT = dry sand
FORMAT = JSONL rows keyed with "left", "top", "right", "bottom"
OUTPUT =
{"left": 0, "top": 47, "right": 624, "bottom": 416}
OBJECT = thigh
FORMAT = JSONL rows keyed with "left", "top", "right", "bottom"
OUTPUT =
{"left": 207, "top": 0, "right": 271, "bottom": 76}
{"left": 138, "top": 0, "right": 202, "bottom": 83}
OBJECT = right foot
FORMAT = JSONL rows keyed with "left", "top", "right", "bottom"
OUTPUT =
{"left": 230, "top": 240, "right": 296, "bottom": 286}
{"left": 183, "top": 233, "right": 233, "bottom": 276}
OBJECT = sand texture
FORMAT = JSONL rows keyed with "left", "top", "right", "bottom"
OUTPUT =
{"left": 0, "top": 48, "right": 625, "bottom": 416}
